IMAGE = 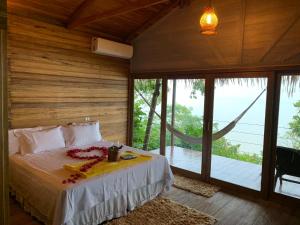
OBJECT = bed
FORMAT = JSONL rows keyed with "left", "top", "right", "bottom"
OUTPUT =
{"left": 9, "top": 125, "right": 174, "bottom": 225}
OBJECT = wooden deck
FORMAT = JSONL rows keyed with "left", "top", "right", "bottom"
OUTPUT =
{"left": 153, "top": 146, "right": 300, "bottom": 198}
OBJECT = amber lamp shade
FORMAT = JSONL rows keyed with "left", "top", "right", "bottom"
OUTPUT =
{"left": 199, "top": 6, "right": 219, "bottom": 35}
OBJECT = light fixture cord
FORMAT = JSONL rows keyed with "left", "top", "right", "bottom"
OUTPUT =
{"left": 209, "top": 0, "right": 212, "bottom": 7}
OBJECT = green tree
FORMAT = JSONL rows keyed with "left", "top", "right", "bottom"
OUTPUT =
{"left": 135, "top": 79, "right": 162, "bottom": 104}
{"left": 142, "top": 79, "right": 161, "bottom": 150}
{"left": 133, "top": 80, "right": 162, "bottom": 150}
{"left": 134, "top": 79, "right": 205, "bottom": 150}
{"left": 287, "top": 100, "right": 300, "bottom": 149}
{"left": 132, "top": 100, "right": 147, "bottom": 149}
{"left": 190, "top": 80, "right": 205, "bottom": 98}
{"left": 132, "top": 100, "right": 161, "bottom": 150}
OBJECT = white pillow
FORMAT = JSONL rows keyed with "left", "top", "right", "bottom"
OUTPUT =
{"left": 19, "top": 126, "right": 65, "bottom": 155}
{"left": 9, "top": 126, "right": 55, "bottom": 156}
{"left": 63, "top": 121, "right": 101, "bottom": 147}
{"left": 8, "top": 130, "right": 18, "bottom": 155}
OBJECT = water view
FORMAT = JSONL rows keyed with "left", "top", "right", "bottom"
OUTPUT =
{"left": 133, "top": 77, "right": 300, "bottom": 196}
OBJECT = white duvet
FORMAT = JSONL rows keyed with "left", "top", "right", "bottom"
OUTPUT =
{"left": 9, "top": 141, "right": 174, "bottom": 225}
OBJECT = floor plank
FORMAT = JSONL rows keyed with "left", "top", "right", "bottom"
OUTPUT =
{"left": 10, "top": 187, "right": 300, "bottom": 225}
{"left": 163, "top": 188, "right": 300, "bottom": 225}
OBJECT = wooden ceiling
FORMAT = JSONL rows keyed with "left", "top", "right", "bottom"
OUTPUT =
{"left": 132, "top": 0, "right": 300, "bottom": 72}
{"left": 8, "top": 0, "right": 300, "bottom": 71}
{"left": 8, "top": 0, "right": 190, "bottom": 43}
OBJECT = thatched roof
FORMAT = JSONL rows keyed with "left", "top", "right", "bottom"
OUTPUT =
{"left": 136, "top": 74, "right": 300, "bottom": 96}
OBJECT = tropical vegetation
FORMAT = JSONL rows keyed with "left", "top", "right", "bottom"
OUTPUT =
{"left": 133, "top": 79, "right": 263, "bottom": 164}
{"left": 288, "top": 100, "right": 300, "bottom": 149}
{"left": 133, "top": 79, "right": 300, "bottom": 165}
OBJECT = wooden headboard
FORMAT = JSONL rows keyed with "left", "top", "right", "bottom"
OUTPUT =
{"left": 7, "top": 15, "right": 129, "bottom": 143}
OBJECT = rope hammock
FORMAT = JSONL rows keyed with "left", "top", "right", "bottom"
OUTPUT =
{"left": 135, "top": 88, "right": 266, "bottom": 144}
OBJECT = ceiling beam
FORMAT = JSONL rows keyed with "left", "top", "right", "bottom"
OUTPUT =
{"left": 126, "top": 1, "right": 179, "bottom": 42}
{"left": 67, "top": 0, "right": 170, "bottom": 29}
{"left": 286, "top": 52, "right": 300, "bottom": 63}
{"left": 67, "top": 0, "right": 97, "bottom": 27}
{"left": 239, "top": 0, "right": 247, "bottom": 65}
{"left": 260, "top": 14, "right": 300, "bottom": 62}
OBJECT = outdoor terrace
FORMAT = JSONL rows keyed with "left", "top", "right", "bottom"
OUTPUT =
{"left": 153, "top": 146, "right": 300, "bottom": 199}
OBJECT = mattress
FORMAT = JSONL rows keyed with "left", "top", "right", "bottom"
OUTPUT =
{"left": 9, "top": 140, "right": 174, "bottom": 225}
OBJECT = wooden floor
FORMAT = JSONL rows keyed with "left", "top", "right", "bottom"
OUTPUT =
{"left": 10, "top": 187, "right": 300, "bottom": 225}
{"left": 10, "top": 198, "right": 42, "bottom": 225}
{"left": 163, "top": 188, "right": 300, "bottom": 225}
{"left": 153, "top": 146, "right": 300, "bottom": 198}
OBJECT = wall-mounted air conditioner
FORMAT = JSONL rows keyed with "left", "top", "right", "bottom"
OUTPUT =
{"left": 91, "top": 37, "right": 133, "bottom": 59}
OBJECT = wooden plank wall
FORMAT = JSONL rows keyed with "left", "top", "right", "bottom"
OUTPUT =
{"left": 7, "top": 14, "right": 130, "bottom": 143}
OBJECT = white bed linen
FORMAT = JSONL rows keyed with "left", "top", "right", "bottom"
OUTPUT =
{"left": 9, "top": 140, "right": 174, "bottom": 225}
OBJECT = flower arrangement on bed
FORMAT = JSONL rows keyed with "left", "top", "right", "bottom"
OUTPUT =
{"left": 8, "top": 121, "right": 174, "bottom": 225}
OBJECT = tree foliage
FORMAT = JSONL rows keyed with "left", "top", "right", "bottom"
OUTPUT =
{"left": 287, "top": 100, "right": 300, "bottom": 149}
{"left": 135, "top": 79, "right": 161, "bottom": 103}
{"left": 190, "top": 80, "right": 205, "bottom": 98}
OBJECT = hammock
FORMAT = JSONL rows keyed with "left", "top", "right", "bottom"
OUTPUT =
{"left": 135, "top": 88, "right": 266, "bottom": 145}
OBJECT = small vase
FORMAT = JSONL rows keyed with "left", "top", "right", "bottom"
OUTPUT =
{"left": 108, "top": 145, "right": 123, "bottom": 162}
{"left": 108, "top": 150, "right": 121, "bottom": 162}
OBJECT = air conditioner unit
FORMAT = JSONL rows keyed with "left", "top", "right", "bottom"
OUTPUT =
{"left": 91, "top": 37, "right": 133, "bottom": 59}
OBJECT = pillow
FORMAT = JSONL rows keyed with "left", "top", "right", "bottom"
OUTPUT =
{"left": 63, "top": 121, "right": 101, "bottom": 147}
{"left": 9, "top": 125, "right": 57, "bottom": 155}
{"left": 19, "top": 126, "right": 65, "bottom": 155}
{"left": 9, "top": 129, "right": 21, "bottom": 156}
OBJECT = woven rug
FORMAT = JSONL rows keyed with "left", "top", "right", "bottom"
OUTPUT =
{"left": 173, "top": 175, "right": 220, "bottom": 198}
{"left": 106, "top": 197, "right": 216, "bottom": 225}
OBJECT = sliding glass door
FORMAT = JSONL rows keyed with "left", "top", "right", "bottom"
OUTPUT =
{"left": 132, "top": 76, "right": 269, "bottom": 187}
{"left": 210, "top": 78, "right": 268, "bottom": 190}
{"left": 165, "top": 79, "right": 205, "bottom": 174}
{"left": 273, "top": 75, "right": 300, "bottom": 199}
{"left": 131, "top": 72, "right": 300, "bottom": 201}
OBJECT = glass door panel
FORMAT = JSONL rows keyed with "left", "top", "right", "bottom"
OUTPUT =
{"left": 132, "top": 79, "right": 162, "bottom": 153}
{"left": 274, "top": 75, "right": 300, "bottom": 199}
{"left": 165, "top": 79, "right": 205, "bottom": 174}
{"left": 211, "top": 78, "right": 267, "bottom": 190}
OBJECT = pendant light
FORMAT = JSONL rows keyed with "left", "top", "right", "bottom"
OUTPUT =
{"left": 199, "top": 0, "right": 219, "bottom": 35}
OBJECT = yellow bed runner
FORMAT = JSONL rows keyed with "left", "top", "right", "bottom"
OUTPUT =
{"left": 64, "top": 151, "right": 153, "bottom": 178}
